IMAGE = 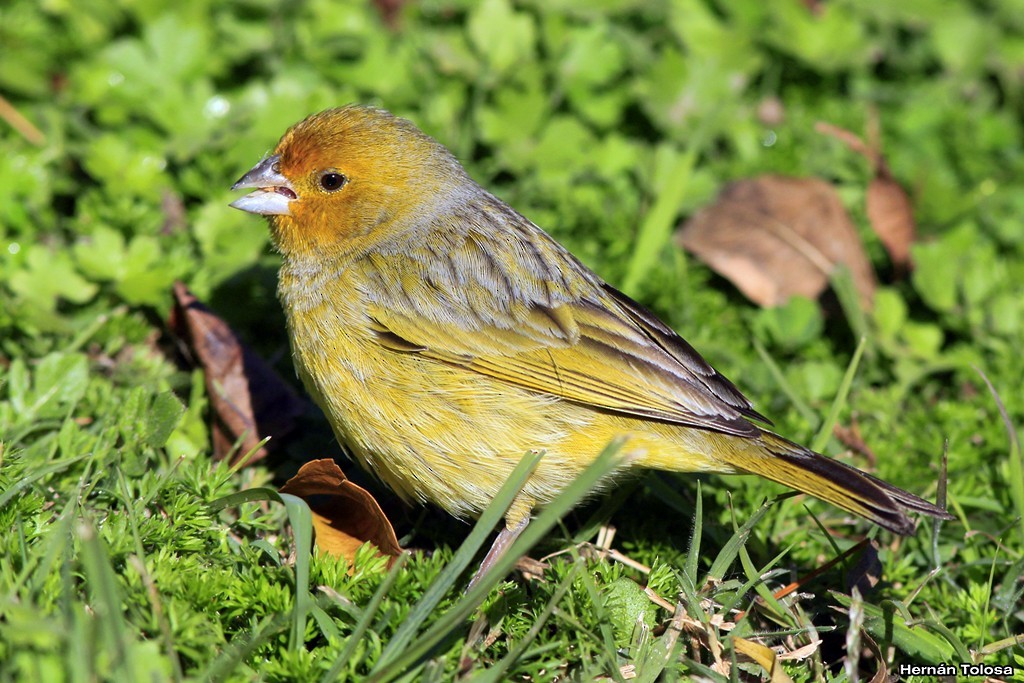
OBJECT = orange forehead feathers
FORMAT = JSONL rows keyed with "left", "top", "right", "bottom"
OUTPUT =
{"left": 274, "top": 106, "right": 464, "bottom": 192}
{"left": 265, "top": 105, "right": 472, "bottom": 258}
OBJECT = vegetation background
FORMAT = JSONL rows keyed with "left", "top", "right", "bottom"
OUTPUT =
{"left": 1, "top": 0, "right": 1022, "bottom": 680}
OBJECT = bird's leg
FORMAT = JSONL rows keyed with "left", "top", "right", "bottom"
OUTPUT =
{"left": 467, "top": 516, "right": 530, "bottom": 591}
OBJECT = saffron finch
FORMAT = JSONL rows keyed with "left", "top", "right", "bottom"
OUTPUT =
{"left": 230, "top": 105, "right": 952, "bottom": 580}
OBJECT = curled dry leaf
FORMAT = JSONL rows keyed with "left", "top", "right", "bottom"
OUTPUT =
{"left": 169, "top": 281, "right": 303, "bottom": 466}
{"left": 862, "top": 630, "right": 890, "bottom": 683}
{"left": 816, "top": 119, "right": 917, "bottom": 271}
{"left": 845, "top": 539, "right": 881, "bottom": 596}
{"left": 278, "top": 458, "right": 403, "bottom": 563}
{"left": 677, "top": 175, "right": 876, "bottom": 309}
{"left": 866, "top": 169, "right": 915, "bottom": 271}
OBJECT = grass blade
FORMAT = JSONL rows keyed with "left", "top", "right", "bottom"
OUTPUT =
{"left": 830, "top": 592, "right": 956, "bottom": 663}
{"left": 682, "top": 481, "right": 703, "bottom": 592}
{"left": 279, "top": 492, "right": 314, "bottom": 651}
{"left": 371, "top": 451, "right": 544, "bottom": 674}
{"left": 811, "top": 335, "right": 866, "bottom": 454}
{"left": 320, "top": 554, "right": 409, "bottom": 683}
{"left": 370, "top": 442, "right": 624, "bottom": 682}
{"left": 468, "top": 564, "right": 579, "bottom": 683}
{"left": 706, "top": 498, "right": 773, "bottom": 581}
{"left": 208, "top": 486, "right": 315, "bottom": 652}
{"left": 200, "top": 613, "right": 290, "bottom": 683}
{"left": 623, "top": 144, "right": 697, "bottom": 295}
{"left": 77, "top": 518, "right": 135, "bottom": 680}
{"left": 0, "top": 454, "right": 88, "bottom": 510}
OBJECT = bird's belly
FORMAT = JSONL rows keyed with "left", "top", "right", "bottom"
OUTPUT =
{"left": 288, "top": 311, "right": 613, "bottom": 519}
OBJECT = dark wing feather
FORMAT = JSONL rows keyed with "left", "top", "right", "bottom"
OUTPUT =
{"left": 361, "top": 195, "right": 765, "bottom": 437}
{"left": 600, "top": 285, "right": 771, "bottom": 425}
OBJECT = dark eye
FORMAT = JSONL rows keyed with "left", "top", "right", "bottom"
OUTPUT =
{"left": 319, "top": 171, "right": 348, "bottom": 192}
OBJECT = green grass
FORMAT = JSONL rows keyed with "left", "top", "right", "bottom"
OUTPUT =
{"left": 3, "top": 0, "right": 1024, "bottom": 680}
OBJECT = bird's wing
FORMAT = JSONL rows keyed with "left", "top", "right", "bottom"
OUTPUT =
{"left": 360, "top": 205, "right": 768, "bottom": 437}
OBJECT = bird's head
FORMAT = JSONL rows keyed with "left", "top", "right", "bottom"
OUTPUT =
{"left": 231, "top": 105, "right": 470, "bottom": 259}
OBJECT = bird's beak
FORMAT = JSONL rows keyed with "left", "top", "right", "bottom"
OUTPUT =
{"left": 229, "top": 155, "right": 296, "bottom": 216}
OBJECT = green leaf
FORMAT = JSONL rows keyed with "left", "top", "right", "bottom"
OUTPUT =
{"left": 34, "top": 353, "right": 89, "bottom": 417}
{"left": 116, "top": 235, "right": 183, "bottom": 305}
{"left": 82, "top": 133, "right": 168, "bottom": 200}
{"left": 930, "top": 9, "right": 995, "bottom": 74}
{"left": 764, "top": 2, "right": 871, "bottom": 71}
{"left": 208, "top": 487, "right": 315, "bottom": 652}
{"left": 902, "top": 322, "right": 944, "bottom": 359}
{"left": 872, "top": 288, "right": 908, "bottom": 341}
{"left": 532, "top": 116, "right": 596, "bottom": 180}
{"left": 8, "top": 246, "right": 99, "bottom": 314}
{"left": 73, "top": 226, "right": 127, "bottom": 282}
{"left": 604, "top": 577, "right": 657, "bottom": 647}
{"left": 831, "top": 592, "right": 957, "bottom": 663}
{"left": 558, "top": 22, "right": 625, "bottom": 89}
{"left": 467, "top": 0, "right": 537, "bottom": 75}
{"left": 752, "top": 297, "right": 824, "bottom": 351}
{"left": 191, "top": 201, "right": 269, "bottom": 287}
{"left": 622, "top": 143, "right": 695, "bottom": 294}
{"left": 144, "top": 393, "right": 185, "bottom": 449}
{"left": 0, "top": 455, "right": 89, "bottom": 511}
{"left": 370, "top": 442, "right": 623, "bottom": 681}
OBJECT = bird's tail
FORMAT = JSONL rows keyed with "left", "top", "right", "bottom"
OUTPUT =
{"left": 728, "top": 432, "right": 953, "bottom": 534}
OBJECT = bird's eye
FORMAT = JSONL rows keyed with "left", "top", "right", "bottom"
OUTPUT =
{"left": 319, "top": 171, "right": 348, "bottom": 192}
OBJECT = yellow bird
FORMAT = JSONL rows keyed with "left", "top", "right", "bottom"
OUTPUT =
{"left": 231, "top": 105, "right": 952, "bottom": 580}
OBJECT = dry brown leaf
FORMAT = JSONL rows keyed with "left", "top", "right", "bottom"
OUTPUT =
{"left": 776, "top": 640, "right": 821, "bottom": 662}
{"left": 845, "top": 540, "right": 881, "bottom": 596}
{"left": 279, "top": 458, "right": 403, "bottom": 563}
{"left": 817, "top": 118, "right": 917, "bottom": 271}
{"left": 677, "top": 175, "right": 876, "bottom": 308}
{"left": 867, "top": 169, "right": 916, "bottom": 271}
{"left": 169, "top": 281, "right": 303, "bottom": 465}
{"left": 861, "top": 630, "right": 889, "bottom": 683}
